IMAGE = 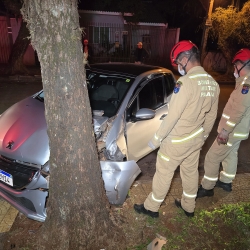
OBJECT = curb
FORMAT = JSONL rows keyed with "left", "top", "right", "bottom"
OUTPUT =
{"left": 0, "top": 75, "right": 42, "bottom": 82}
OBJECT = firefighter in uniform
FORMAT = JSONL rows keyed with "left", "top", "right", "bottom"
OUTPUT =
{"left": 134, "top": 40, "right": 220, "bottom": 218}
{"left": 197, "top": 48, "right": 250, "bottom": 198}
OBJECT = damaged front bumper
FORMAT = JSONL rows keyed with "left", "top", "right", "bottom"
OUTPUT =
{"left": 101, "top": 160, "right": 141, "bottom": 205}
{"left": 0, "top": 176, "right": 48, "bottom": 222}
{"left": 0, "top": 159, "right": 141, "bottom": 222}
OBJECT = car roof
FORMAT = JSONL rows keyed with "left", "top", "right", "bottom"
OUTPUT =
{"left": 86, "top": 63, "right": 166, "bottom": 78}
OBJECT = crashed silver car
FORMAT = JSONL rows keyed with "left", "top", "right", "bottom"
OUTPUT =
{"left": 0, "top": 63, "right": 175, "bottom": 222}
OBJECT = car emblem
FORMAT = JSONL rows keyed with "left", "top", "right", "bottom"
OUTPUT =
{"left": 6, "top": 140, "right": 14, "bottom": 149}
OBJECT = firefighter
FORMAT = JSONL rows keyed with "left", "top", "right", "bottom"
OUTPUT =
{"left": 197, "top": 48, "right": 250, "bottom": 198}
{"left": 134, "top": 40, "right": 220, "bottom": 218}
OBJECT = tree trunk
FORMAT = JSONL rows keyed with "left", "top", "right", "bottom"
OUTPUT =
{"left": 8, "top": 20, "right": 30, "bottom": 75}
{"left": 21, "top": 1, "right": 125, "bottom": 249}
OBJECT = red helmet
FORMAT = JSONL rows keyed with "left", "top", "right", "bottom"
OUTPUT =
{"left": 232, "top": 48, "right": 250, "bottom": 63}
{"left": 170, "top": 40, "right": 198, "bottom": 66}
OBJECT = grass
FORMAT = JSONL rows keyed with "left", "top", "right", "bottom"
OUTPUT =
{"left": 126, "top": 202, "right": 250, "bottom": 250}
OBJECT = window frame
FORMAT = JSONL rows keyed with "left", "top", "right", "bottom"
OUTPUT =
{"left": 126, "top": 74, "right": 167, "bottom": 121}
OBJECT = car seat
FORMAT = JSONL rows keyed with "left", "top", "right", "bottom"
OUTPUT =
{"left": 90, "top": 85, "right": 119, "bottom": 117}
{"left": 91, "top": 84, "right": 119, "bottom": 101}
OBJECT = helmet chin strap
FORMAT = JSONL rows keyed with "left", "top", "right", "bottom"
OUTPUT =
{"left": 236, "top": 60, "right": 250, "bottom": 77}
{"left": 179, "top": 53, "right": 193, "bottom": 74}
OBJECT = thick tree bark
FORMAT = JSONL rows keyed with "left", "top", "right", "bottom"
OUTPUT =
{"left": 21, "top": 1, "right": 125, "bottom": 249}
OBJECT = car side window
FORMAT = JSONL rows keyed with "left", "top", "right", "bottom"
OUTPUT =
{"left": 163, "top": 73, "right": 176, "bottom": 96}
{"left": 126, "top": 76, "right": 165, "bottom": 120}
{"left": 139, "top": 77, "right": 164, "bottom": 110}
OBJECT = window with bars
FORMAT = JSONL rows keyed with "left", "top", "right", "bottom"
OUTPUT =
{"left": 89, "top": 26, "right": 110, "bottom": 44}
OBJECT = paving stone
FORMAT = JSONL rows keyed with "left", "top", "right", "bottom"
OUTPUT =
{"left": 0, "top": 199, "right": 18, "bottom": 233}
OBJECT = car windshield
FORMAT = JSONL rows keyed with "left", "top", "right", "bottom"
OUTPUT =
{"left": 35, "top": 73, "right": 134, "bottom": 118}
{"left": 87, "top": 72, "right": 133, "bottom": 117}
{"left": 35, "top": 91, "right": 44, "bottom": 101}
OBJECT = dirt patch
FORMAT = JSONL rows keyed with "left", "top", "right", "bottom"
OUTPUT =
{"left": 1, "top": 213, "right": 42, "bottom": 250}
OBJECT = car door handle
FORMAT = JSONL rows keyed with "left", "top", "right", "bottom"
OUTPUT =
{"left": 160, "top": 114, "right": 167, "bottom": 120}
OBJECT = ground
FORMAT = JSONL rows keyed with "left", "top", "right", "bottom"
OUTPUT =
{"left": 1, "top": 172, "right": 250, "bottom": 249}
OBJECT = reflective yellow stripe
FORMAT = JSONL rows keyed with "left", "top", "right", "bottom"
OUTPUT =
{"left": 241, "top": 76, "right": 248, "bottom": 85}
{"left": 189, "top": 74, "right": 211, "bottom": 79}
{"left": 172, "top": 127, "right": 204, "bottom": 143}
{"left": 158, "top": 151, "right": 170, "bottom": 161}
{"left": 233, "top": 133, "right": 248, "bottom": 138}
{"left": 183, "top": 191, "right": 197, "bottom": 198}
{"left": 222, "top": 113, "right": 230, "bottom": 119}
{"left": 154, "top": 134, "right": 159, "bottom": 140}
{"left": 226, "top": 142, "right": 232, "bottom": 147}
{"left": 152, "top": 193, "right": 164, "bottom": 202}
{"left": 226, "top": 121, "right": 236, "bottom": 127}
{"left": 221, "top": 171, "right": 235, "bottom": 178}
{"left": 204, "top": 175, "right": 218, "bottom": 181}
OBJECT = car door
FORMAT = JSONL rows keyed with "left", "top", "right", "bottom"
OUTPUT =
{"left": 126, "top": 75, "right": 170, "bottom": 162}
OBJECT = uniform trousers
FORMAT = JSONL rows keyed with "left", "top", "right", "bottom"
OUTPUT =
{"left": 144, "top": 137, "right": 204, "bottom": 213}
{"left": 201, "top": 135, "right": 242, "bottom": 190}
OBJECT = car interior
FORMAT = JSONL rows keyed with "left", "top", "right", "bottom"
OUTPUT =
{"left": 89, "top": 76, "right": 131, "bottom": 117}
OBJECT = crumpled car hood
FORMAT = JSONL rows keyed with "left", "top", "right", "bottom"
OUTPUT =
{"left": 0, "top": 97, "right": 111, "bottom": 166}
{"left": 0, "top": 97, "right": 49, "bottom": 166}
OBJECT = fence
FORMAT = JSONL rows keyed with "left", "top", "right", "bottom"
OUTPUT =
{"left": 83, "top": 22, "right": 179, "bottom": 67}
{"left": 0, "top": 17, "right": 35, "bottom": 65}
{"left": 0, "top": 16, "right": 12, "bottom": 64}
{"left": 0, "top": 17, "right": 179, "bottom": 68}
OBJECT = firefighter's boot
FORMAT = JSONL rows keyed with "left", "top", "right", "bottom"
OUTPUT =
{"left": 215, "top": 180, "right": 232, "bottom": 192}
{"left": 134, "top": 204, "right": 159, "bottom": 218}
{"left": 175, "top": 199, "right": 194, "bottom": 217}
{"left": 196, "top": 185, "right": 214, "bottom": 198}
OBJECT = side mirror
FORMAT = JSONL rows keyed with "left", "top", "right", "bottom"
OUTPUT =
{"left": 134, "top": 108, "right": 155, "bottom": 121}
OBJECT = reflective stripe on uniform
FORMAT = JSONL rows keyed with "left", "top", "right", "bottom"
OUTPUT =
{"left": 222, "top": 113, "right": 230, "bottom": 119}
{"left": 233, "top": 133, "right": 249, "bottom": 138}
{"left": 171, "top": 127, "right": 204, "bottom": 144}
{"left": 241, "top": 76, "right": 248, "bottom": 85}
{"left": 183, "top": 191, "right": 197, "bottom": 198}
{"left": 204, "top": 175, "right": 218, "bottom": 181}
{"left": 226, "top": 142, "right": 232, "bottom": 147}
{"left": 151, "top": 193, "right": 164, "bottom": 203}
{"left": 154, "top": 134, "right": 159, "bottom": 140}
{"left": 189, "top": 74, "right": 212, "bottom": 79}
{"left": 221, "top": 171, "right": 235, "bottom": 178}
{"left": 158, "top": 151, "right": 170, "bottom": 161}
{"left": 226, "top": 120, "right": 236, "bottom": 127}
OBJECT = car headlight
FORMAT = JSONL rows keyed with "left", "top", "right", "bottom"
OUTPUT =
{"left": 105, "top": 141, "right": 125, "bottom": 161}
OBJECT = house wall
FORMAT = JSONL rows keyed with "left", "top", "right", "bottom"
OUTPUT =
{"left": 10, "top": 18, "right": 35, "bottom": 66}
{"left": 164, "top": 28, "right": 180, "bottom": 66}
{"left": 78, "top": 11, "right": 175, "bottom": 66}
{"left": 0, "top": 12, "right": 181, "bottom": 68}
{"left": 79, "top": 10, "right": 124, "bottom": 25}
{"left": 79, "top": 10, "right": 125, "bottom": 47}
{"left": 0, "top": 17, "right": 35, "bottom": 65}
{"left": 0, "top": 16, "right": 12, "bottom": 64}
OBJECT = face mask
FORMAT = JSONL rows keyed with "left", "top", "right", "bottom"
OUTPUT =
{"left": 178, "top": 64, "right": 185, "bottom": 76}
{"left": 234, "top": 72, "right": 239, "bottom": 79}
